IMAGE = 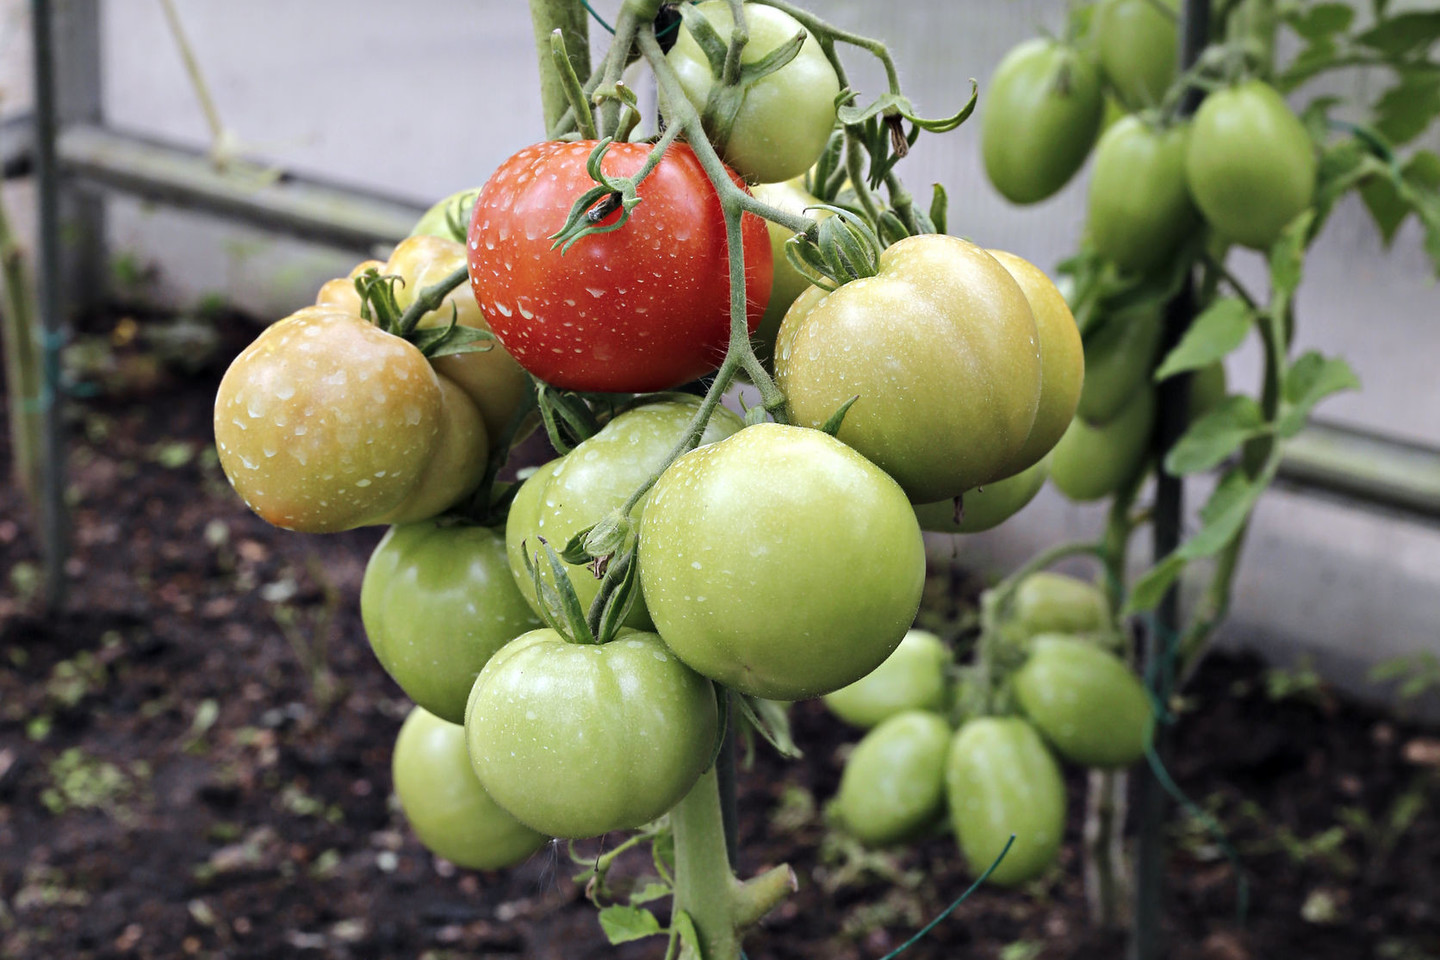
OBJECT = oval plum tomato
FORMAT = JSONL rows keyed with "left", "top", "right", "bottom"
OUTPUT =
{"left": 835, "top": 711, "right": 952, "bottom": 846}
{"left": 1012, "top": 635, "right": 1153, "bottom": 768}
{"left": 945, "top": 716, "right": 1066, "bottom": 886}
{"left": 748, "top": 178, "right": 829, "bottom": 362}
{"left": 1088, "top": 116, "right": 1197, "bottom": 274}
{"left": 315, "top": 234, "right": 528, "bottom": 447}
{"left": 466, "top": 141, "right": 772, "bottom": 392}
{"left": 987, "top": 250, "right": 1085, "bottom": 474}
{"left": 392, "top": 706, "right": 547, "bottom": 870}
{"left": 912, "top": 455, "right": 1050, "bottom": 535}
{"left": 1076, "top": 302, "right": 1164, "bottom": 425}
{"left": 213, "top": 307, "right": 487, "bottom": 533}
{"left": 776, "top": 235, "right": 1042, "bottom": 501}
{"left": 465, "top": 629, "right": 718, "bottom": 839}
{"left": 1093, "top": 0, "right": 1178, "bottom": 110}
{"left": 823, "top": 629, "right": 951, "bottom": 729}
{"left": 1011, "top": 571, "right": 1111, "bottom": 639}
{"left": 982, "top": 38, "right": 1105, "bottom": 204}
{"left": 667, "top": 1, "right": 841, "bottom": 184}
{"left": 362, "top": 520, "right": 540, "bottom": 724}
{"left": 1050, "top": 388, "right": 1156, "bottom": 502}
{"left": 505, "top": 397, "right": 743, "bottom": 629}
{"left": 1186, "top": 80, "right": 1317, "bottom": 250}
{"left": 639, "top": 423, "right": 926, "bottom": 701}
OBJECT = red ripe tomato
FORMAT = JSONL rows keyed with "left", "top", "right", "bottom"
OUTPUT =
{"left": 466, "top": 141, "right": 772, "bottom": 392}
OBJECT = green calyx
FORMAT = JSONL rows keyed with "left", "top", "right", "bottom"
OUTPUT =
{"left": 352, "top": 265, "right": 493, "bottom": 360}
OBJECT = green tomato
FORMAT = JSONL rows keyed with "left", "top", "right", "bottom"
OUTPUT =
{"left": 946, "top": 717, "right": 1066, "bottom": 886}
{"left": 1190, "top": 361, "right": 1228, "bottom": 420}
{"left": 362, "top": 520, "right": 541, "bottom": 724}
{"left": 1186, "top": 80, "right": 1317, "bottom": 250}
{"left": 1011, "top": 571, "right": 1110, "bottom": 638}
{"left": 639, "top": 423, "right": 926, "bottom": 701}
{"left": 1093, "top": 0, "right": 1178, "bottom": 110}
{"left": 1088, "top": 116, "right": 1198, "bottom": 274}
{"left": 668, "top": 2, "right": 840, "bottom": 184}
{"left": 465, "top": 629, "right": 718, "bottom": 839}
{"left": 823, "top": 630, "right": 950, "bottom": 729}
{"left": 392, "top": 706, "right": 548, "bottom": 870}
{"left": 982, "top": 38, "right": 1105, "bottom": 205}
{"left": 1076, "top": 303, "right": 1164, "bottom": 425}
{"left": 505, "top": 398, "right": 743, "bottom": 629}
{"left": 835, "top": 711, "right": 951, "bottom": 846}
{"left": 409, "top": 187, "right": 482, "bottom": 242}
{"left": 1012, "top": 635, "right": 1153, "bottom": 768}
{"left": 776, "top": 235, "right": 1042, "bottom": 501}
{"left": 913, "top": 456, "right": 1049, "bottom": 535}
{"left": 1050, "top": 388, "right": 1155, "bottom": 502}
{"left": 749, "top": 179, "right": 828, "bottom": 362}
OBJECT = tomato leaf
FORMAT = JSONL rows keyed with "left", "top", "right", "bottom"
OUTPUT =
{"left": 1360, "top": 172, "right": 1410, "bottom": 245}
{"left": 598, "top": 905, "right": 663, "bottom": 945}
{"left": 1286, "top": 3, "right": 1355, "bottom": 40}
{"left": 1277, "top": 352, "right": 1360, "bottom": 437}
{"left": 1164, "top": 396, "right": 1268, "bottom": 476}
{"left": 1354, "top": 11, "right": 1440, "bottom": 57}
{"left": 1277, "top": 39, "right": 1341, "bottom": 91}
{"left": 735, "top": 695, "right": 802, "bottom": 759}
{"left": 1373, "top": 73, "right": 1440, "bottom": 147}
{"left": 1124, "top": 554, "right": 1186, "bottom": 615}
{"left": 629, "top": 882, "right": 671, "bottom": 906}
{"left": 1268, "top": 210, "right": 1316, "bottom": 303}
{"left": 1154, "top": 298, "right": 1254, "bottom": 382}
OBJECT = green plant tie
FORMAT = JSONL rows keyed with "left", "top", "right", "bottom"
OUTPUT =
{"left": 582, "top": 0, "right": 692, "bottom": 38}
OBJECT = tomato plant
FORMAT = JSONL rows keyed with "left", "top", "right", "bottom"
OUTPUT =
{"left": 362, "top": 519, "right": 540, "bottom": 724}
{"left": 823, "top": 629, "right": 951, "bottom": 729}
{"left": 776, "top": 235, "right": 1042, "bottom": 502}
{"left": 465, "top": 628, "right": 719, "bottom": 839}
{"left": 667, "top": 1, "right": 841, "bottom": 185}
{"left": 834, "top": 710, "right": 951, "bottom": 846}
{"left": 1186, "top": 80, "right": 1318, "bottom": 250}
{"left": 392, "top": 706, "right": 548, "bottom": 870}
{"left": 982, "top": 38, "right": 1105, "bottom": 205}
{"left": 466, "top": 140, "right": 772, "bottom": 392}
{"left": 945, "top": 717, "right": 1066, "bottom": 886}
{"left": 1012, "top": 636, "right": 1153, "bottom": 768}
{"left": 638, "top": 423, "right": 926, "bottom": 701}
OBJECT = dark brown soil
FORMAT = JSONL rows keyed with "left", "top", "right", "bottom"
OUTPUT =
{"left": 1, "top": 310, "right": 1438, "bottom": 960}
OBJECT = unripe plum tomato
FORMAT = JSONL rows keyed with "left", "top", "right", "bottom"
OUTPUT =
{"left": 1050, "top": 388, "right": 1156, "bottom": 502}
{"left": 362, "top": 520, "right": 541, "bottom": 724}
{"left": 912, "top": 455, "right": 1050, "bottom": 535}
{"left": 667, "top": 2, "right": 841, "bottom": 185}
{"left": 1093, "top": 0, "right": 1178, "bottom": 110}
{"left": 1011, "top": 571, "right": 1110, "bottom": 639}
{"left": 315, "top": 234, "right": 529, "bottom": 448}
{"left": 981, "top": 38, "right": 1105, "bottom": 205}
{"left": 639, "top": 423, "right": 926, "bottom": 701}
{"left": 214, "top": 306, "right": 487, "bottom": 533}
{"left": 505, "top": 397, "right": 743, "bottom": 629}
{"left": 1186, "top": 80, "right": 1317, "bottom": 250}
{"left": 1190, "top": 361, "right": 1228, "bottom": 420}
{"left": 835, "top": 711, "right": 952, "bottom": 846}
{"left": 748, "top": 179, "right": 829, "bottom": 362}
{"left": 823, "top": 629, "right": 951, "bottom": 729}
{"left": 1076, "top": 303, "right": 1164, "bottom": 425}
{"left": 409, "top": 187, "right": 483, "bottom": 242}
{"left": 466, "top": 141, "right": 771, "bottom": 392}
{"left": 988, "top": 250, "right": 1085, "bottom": 474}
{"left": 1088, "top": 116, "right": 1198, "bottom": 274}
{"left": 392, "top": 706, "right": 548, "bottom": 870}
{"left": 776, "top": 235, "right": 1042, "bottom": 502}
{"left": 1012, "top": 635, "right": 1153, "bottom": 768}
{"left": 946, "top": 716, "right": 1067, "bottom": 886}
{"left": 464, "top": 629, "right": 718, "bottom": 839}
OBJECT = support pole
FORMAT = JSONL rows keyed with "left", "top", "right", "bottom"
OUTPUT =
{"left": 1130, "top": 2, "right": 1209, "bottom": 957}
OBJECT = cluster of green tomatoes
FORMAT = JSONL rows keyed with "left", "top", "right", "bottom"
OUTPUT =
{"left": 208, "top": 0, "right": 1106, "bottom": 885}
{"left": 826, "top": 573, "right": 1153, "bottom": 887}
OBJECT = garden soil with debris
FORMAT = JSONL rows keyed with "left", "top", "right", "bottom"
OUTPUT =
{"left": 1, "top": 310, "right": 1438, "bottom": 960}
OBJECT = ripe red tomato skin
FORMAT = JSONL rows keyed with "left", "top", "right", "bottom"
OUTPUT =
{"left": 467, "top": 141, "right": 772, "bottom": 392}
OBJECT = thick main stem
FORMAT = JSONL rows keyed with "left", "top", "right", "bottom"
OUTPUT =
{"left": 0, "top": 194, "right": 43, "bottom": 509}
{"left": 1085, "top": 768, "right": 1131, "bottom": 929}
{"left": 530, "top": 0, "right": 592, "bottom": 136}
{"left": 671, "top": 766, "right": 741, "bottom": 960}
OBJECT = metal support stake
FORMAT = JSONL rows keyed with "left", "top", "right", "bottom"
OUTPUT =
{"left": 1130, "top": 1, "right": 1210, "bottom": 957}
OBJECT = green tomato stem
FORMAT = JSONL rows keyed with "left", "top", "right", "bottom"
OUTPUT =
{"left": 720, "top": 0, "right": 750, "bottom": 87}
{"left": 529, "top": 0, "right": 592, "bottom": 136}
{"left": 883, "top": 170, "right": 922, "bottom": 236}
{"left": 552, "top": 30, "right": 599, "bottom": 140}
{"left": 748, "top": 0, "right": 900, "bottom": 95}
{"left": 394, "top": 265, "right": 469, "bottom": 338}
{"left": 843, "top": 129, "right": 885, "bottom": 225}
{"left": 670, "top": 766, "right": 740, "bottom": 960}
{"left": 595, "top": 7, "right": 645, "bottom": 139}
